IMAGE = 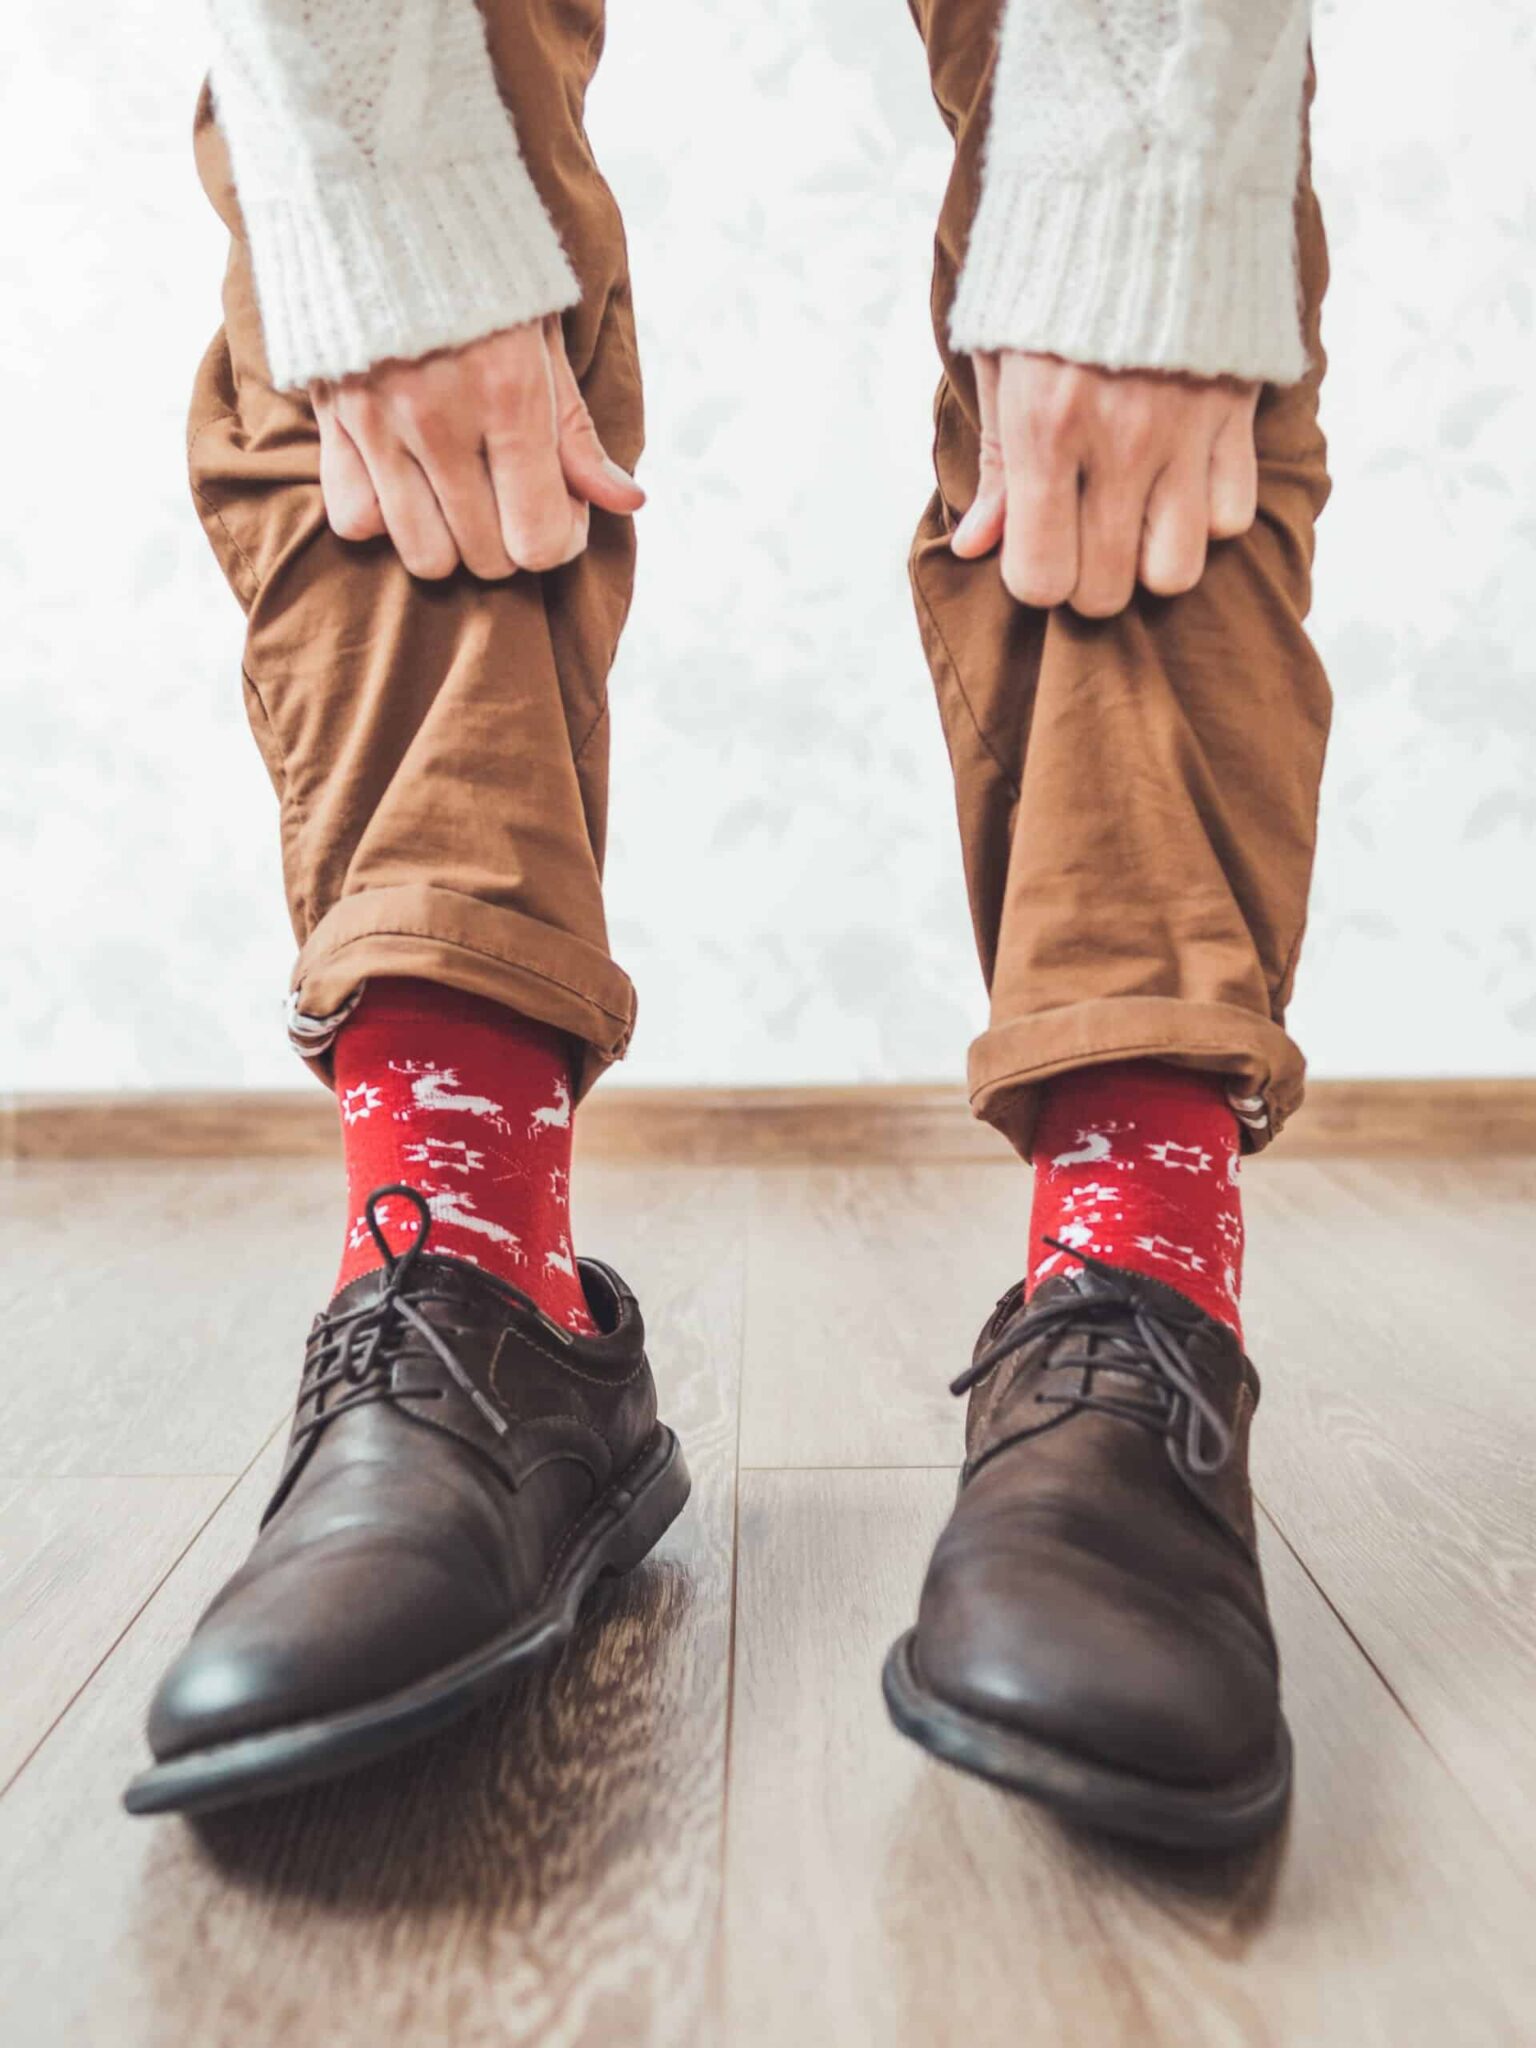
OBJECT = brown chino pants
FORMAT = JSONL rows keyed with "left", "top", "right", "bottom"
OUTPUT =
{"left": 189, "top": 0, "right": 1330, "bottom": 1155}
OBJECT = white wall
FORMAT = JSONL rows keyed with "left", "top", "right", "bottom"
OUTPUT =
{"left": 5, "top": 0, "right": 1535, "bottom": 1091}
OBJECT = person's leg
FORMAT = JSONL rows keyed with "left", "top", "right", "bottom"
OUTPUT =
{"left": 908, "top": 7, "right": 1330, "bottom": 1167}
{"left": 186, "top": 0, "right": 641, "bottom": 1311}
{"left": 126, "top": 1, "right": 693, "bottom": 1817}
{"left": 887, "top": 1, "right": 1330, "bottom": 1847}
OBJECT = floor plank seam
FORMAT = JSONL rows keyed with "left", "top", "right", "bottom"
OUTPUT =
{"left": 739, "top": 1462, "right": 965, "bottom": 1474}
{"left": 0, "top": 1415, "right": 290, "bottom": 1803}
{"left": 708, "top": 1191, "right": 753, "bottom": 2032}
{"left": 1255, "top": 1496, "right": 1536, "bottom": 1889}
{"left": 0, "top": 1471, "right": 249, "bottom": 1482}
{"left": 1255, "top": 1498, "right": 1429, "bottom": 1740}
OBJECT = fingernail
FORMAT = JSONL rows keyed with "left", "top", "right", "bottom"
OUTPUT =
{"left": 603, "top": 456, "right": 640, "bottom": 491}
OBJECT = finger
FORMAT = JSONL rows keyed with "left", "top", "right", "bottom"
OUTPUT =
{"left": 997, "top": 367, "right": 1080, "bottom": 606}
{"left": 398, "top": 416, "right": 515, "bottom": 580}
{"left": 1071, "top": 454, "right": 1149, "bottom": 618}
{"left": 483, "top": 343, "right": 585, "bottom": 571}
{"left": 313, "top": 391, "right": 385, "bottom": 543}
{"left": 489, "top": 439, "right": 585, "bottom": 572}
{"left": 1208, "top": 397, "right": 1260, "bottom": 539}
{"left": 341, "top": 402, "right": 459, "bottom": 579}
{"left": 1001, "top": 459, "right": 1080, "bottom": 606}
{"left": 547, "top": 323, "right": 645, "bottom": 515}
{"left": 1138, "top": 450, "right": 1210, "bottom": 597}
{"left": 952, "top": 353, "right": 1006, "bottom": 559}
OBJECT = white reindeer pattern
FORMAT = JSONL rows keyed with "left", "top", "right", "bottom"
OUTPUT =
{"left": 387, "top": 1061, "right": 511, "bottom": 1131}
{"left": 528, "top": 1077, "right": 572, "bottom": 1136}
{"left": 421, "top": 1185, "right": 525, "bottom": 1257}
{"left": 1051, "top": 1129, "right": 1114, "bottom": 1169}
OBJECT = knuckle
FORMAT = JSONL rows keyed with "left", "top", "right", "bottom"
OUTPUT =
{"left": 485, "top": 362, "right": 548, "bottom": 417}
{"left": 485, "top": 420, "right": 556, "bottom": 470}
{"left": 1042, "top": 378, "right": 1086, "bottom": 432}
{"left": 1144, "top": 561, "right": 1201, "bottom": 598}
{"left": 1210, "top": 502, "right": 1256, "bottom": 541}
{"left": 556, "top": 390, "right": 596, "bottom": 439}
{"left": 1117, "top": 412, "right": 1157, "bottom": 464}
{"left": 1071, "top": 587, "right": 1131, "bottom": 621}
{"left": 329, "top": 503, "right": 378, "bottom": 543}
{"left": 509, "top": 536, "right": 567, "bottom": 573}
{"left": 1027, "top": 399, "right": 1078, "bottom": 455}
{"left": 402, "top": 399, "right": 454, "bottom": 451}
{"left": 1002, "top": 565, "right": 1067, "bottom": 610}
{"left": 338, "top": 389, "right": 382, "bottom": 437}
{"left": 463, "top": 550, "right": 514, "bottom": 582}
{"left": 401, "top": 541, "right": 458, "bottom": 581}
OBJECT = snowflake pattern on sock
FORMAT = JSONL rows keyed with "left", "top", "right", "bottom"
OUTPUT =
{"left": 1145, "top": 1139, "right": 1212, "bottom": 1173}
{"left": 340, "top": 1081, "right": 382, "bottom": 1125}
{"left": 1029, "top": 1062, "right": 1246, "bottom": 1338}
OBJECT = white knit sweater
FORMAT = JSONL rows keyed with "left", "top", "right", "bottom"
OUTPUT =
{"left": 207, "top": 0, "right": 1312, "bottom": 393}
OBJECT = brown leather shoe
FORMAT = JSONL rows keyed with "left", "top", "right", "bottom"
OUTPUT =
{"left": 124, "top": 1185, "right": 689, "bottom": 1817}
{"left": 884, "top": 1249, "right": 1289, "bottom": 1849}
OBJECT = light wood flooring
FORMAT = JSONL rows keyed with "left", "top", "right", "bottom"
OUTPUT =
{"left": 1, "top": 1154, "right": 1533, "bottom": 2046}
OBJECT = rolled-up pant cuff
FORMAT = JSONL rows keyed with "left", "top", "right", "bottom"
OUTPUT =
{"left": 968, "top": 996, "right": 1305, "bottom": 1159}
{"left": 284, "top": 884, "right": 636, "bottom": 1102}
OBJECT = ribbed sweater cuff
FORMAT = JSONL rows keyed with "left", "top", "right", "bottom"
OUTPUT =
{"left": 949, "top": 161, "right": 1309, "bottom": 387}
{"left": 242, "top": 153, "right": 582, "bottom": 391}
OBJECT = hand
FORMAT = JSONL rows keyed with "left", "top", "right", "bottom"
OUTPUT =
{"left": 311, "top": 316, "right": 644, "bottom": 580}
{"left": 951, "top": 352, "right": 1260, "bottom": 618}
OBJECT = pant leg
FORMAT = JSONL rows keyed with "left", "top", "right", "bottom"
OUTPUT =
{"left": 188, "top": 0, "right": 642, "bottom": 1099}
{"left": 909, "top": 0, "right": 1332, "bottom": 1156}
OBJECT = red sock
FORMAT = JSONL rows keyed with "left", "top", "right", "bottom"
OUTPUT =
{"left": 1028, "top": 1060, "right": 1245, "bottom": 1339}
{"left": 331, "top": 978, "right": 595, "bottom": 1333}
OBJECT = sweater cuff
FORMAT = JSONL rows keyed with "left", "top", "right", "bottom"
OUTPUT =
{"left": 949, "top": 159, "right": 1309, "bottom": 387}
{"left": 241, "top": 153, "right": 582, "bottom": 391}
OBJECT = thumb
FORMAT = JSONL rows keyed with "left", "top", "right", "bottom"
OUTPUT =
{"left": 951, "top": 352, "right": 1005, "bottom": 559}
{"left": 545, "top": 319, "right": 646, "bottom": 514}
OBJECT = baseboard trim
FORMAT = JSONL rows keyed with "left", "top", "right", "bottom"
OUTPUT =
{"left": 6, "top": 1079, "right": 1536, "bottom": 1164}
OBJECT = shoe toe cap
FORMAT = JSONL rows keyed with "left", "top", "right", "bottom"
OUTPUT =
{"left": 914, "top": 1524, "right": 1278, "bottom": 1788}
{"left": 147, "top": 1542, "right": 505, "bottom": 1762}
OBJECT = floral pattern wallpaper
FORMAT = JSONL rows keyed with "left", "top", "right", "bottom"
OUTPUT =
{"left": 4, "top": 0, "right": 1535, "bottom": 1091}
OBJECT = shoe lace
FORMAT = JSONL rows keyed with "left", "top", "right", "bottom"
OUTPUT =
{"left": 293, "top": 1185, "right": 510, "bottom": 1448}
{"left": 949, "top": 1238, "right": 1234, "bottom": 1479}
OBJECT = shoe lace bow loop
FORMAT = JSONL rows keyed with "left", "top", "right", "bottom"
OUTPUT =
{"left": 295, "top": 1185, "right": 509, "bottom": 1446}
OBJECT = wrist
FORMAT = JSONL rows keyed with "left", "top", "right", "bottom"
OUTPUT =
{"left": 950, "top": 159, "right": 1307, "bottom": 388}
{"left": 240, "top": 153, "right": 580, "bottom": 391}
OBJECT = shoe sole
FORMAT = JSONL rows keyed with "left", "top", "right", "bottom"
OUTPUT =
{"left": 122, "top": 1424, "right": 691, "bottom": 1818}
{"left": 881, "top": 1630, "right": 1291, "bottom": 1852}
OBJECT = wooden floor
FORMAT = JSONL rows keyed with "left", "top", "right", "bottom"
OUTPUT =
{"left": 1, "top": 1154, "right": 1534, "bottom": 2046}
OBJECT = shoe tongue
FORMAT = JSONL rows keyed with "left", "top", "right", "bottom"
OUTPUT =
{"left": 319, "top": 1250, "right": 491, "bottom": 1322}
{"left": 1029, "top": 1262, "right": 1216, "bottom": 1335}
{"left": 320, "top": 1262, "right": 393, "bottom": 1321}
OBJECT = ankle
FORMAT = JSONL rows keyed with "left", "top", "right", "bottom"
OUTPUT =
{"left": 331, "top": 979, "right": 594, "bottom": 1331}
{"left": 1028, "top": 1059, "right": 1245, "bottom": 1339}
